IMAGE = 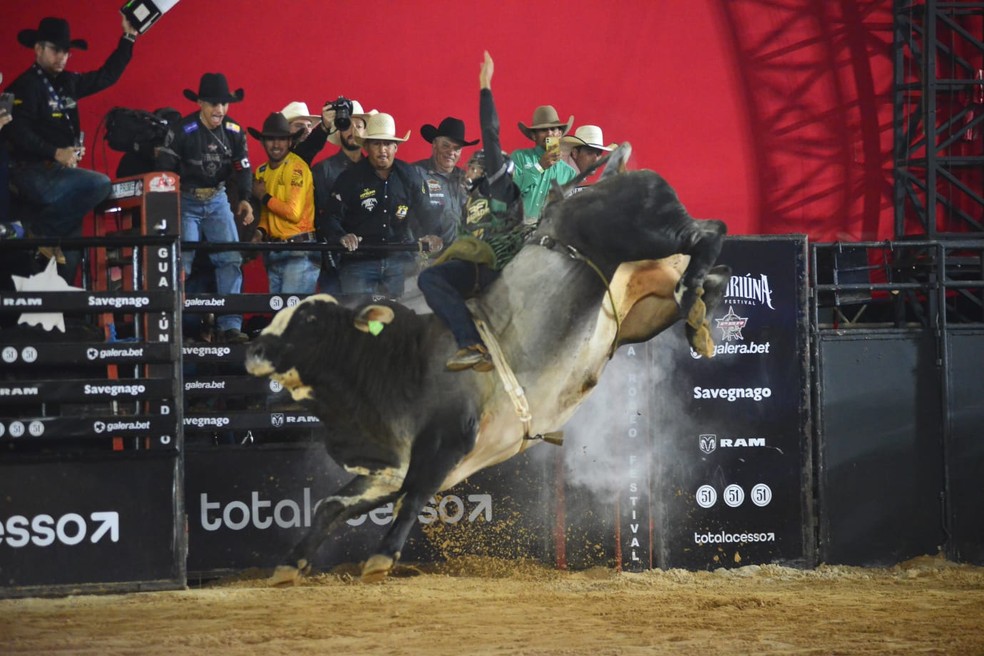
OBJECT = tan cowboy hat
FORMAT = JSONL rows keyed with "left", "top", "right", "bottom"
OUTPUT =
{"left": 361, "top": 112, "right": 410, "bottom": 143}
{"left": 328, "top": 99, "right": 377, "bottom": 145}
{"left": 561, "top": 125, "right": 616, "bottom": 152}
{"left": 518, "top": 105, "right": 573, "bottom": 140}
{"left": 279, "top": 101, "right": 318, "bottom": 124}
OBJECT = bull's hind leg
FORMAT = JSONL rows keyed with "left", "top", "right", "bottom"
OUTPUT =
{"left": 269, "top": 469, "right": 403, "bottom": 586}
{"left": 674, "top": 220, "right": 727, "bottom": 356}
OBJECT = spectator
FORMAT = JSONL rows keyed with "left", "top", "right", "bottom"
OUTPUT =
{"left": 155, "top": 72, "right": 253, "bottom": 343}
{"left": 324, "top": 113, "right": 443, "bottom": 300}
{"left": 510, "top": 104, "right": 577, "bottom": 222}
{"left": 418, "top": 51, "right": 526, "bottom": 372}
{"left": 562, "top": 124, "right": 617, "bottom": 191}
{"left": 280, "top": 101, "right": 319, "bottom": 143}
{"left": 414, "top": 116, "right": 479, "bottom": 248}
{"left": 6, "top": 15, "right": 139, "bottom": 280}
{"left": 248, "top": 112, "right": 320, "bottom": 294}
{"left": 312, "top": 99, "right": 376, "bottom": 293}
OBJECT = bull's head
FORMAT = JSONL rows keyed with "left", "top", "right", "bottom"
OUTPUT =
{"left": 244, "top": 294, "right": 396, "bottom": 400}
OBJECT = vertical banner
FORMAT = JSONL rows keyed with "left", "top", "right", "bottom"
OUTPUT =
{"left": 652, "top": 236, "right": 811, "bottom": 569}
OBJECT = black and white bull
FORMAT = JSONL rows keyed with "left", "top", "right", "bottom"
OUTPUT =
{"left": 244, "top": 167, "right": 729, "bottom": 583}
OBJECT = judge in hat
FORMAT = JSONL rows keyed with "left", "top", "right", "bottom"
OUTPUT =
{"left": 154, "top": 72, "right": 253, "bottom": 344}
{"left": 413, "top": 116, "right": 480, "bottom": 248}
{"left": 510, "top": 104, "right": 577, "bottom": 221}
{"left": 6, "top": 15, "right": 139, "bottom": 280}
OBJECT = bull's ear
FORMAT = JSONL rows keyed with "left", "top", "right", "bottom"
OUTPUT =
{"left": 353, "top": 304, "right": 396, "bottom": 334}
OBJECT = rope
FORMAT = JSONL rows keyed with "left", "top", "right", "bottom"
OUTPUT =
{"left": 474, "top": 318, "right": 563, "bottom": 446}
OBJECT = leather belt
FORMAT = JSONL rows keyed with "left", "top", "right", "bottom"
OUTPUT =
{"left": 184, "top": 186, "right": 223, "bottom": 201}
{"left": 266, "top": 231, "right": 317, "bottom": 244}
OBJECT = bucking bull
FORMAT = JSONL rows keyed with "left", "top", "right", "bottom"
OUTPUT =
{"left": 245, "top": 150, "right": 730, "bottom": 583}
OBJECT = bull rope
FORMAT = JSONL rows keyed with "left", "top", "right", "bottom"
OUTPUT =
{"left": 474, "top": 318, "right": 563, "bottom": 447}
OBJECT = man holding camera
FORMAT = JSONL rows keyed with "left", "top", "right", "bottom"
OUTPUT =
{"left": 510, "top": 105, "right": 577, "bottom": 222}
{"left": 6, "top": 15, "right": 139, "bottom": 280}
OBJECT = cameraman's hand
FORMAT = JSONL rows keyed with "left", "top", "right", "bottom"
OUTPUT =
{"left": 0, "top": 110, "right": 12, "bottom": 132}
{"left": 539, "top": 148, "right": 559, "bottom": 170}
{"left": 122, "top": 17, "right": 138, "bottom": 38}
{"left": 321, "top": 104, "right": 336, "bottom": 131}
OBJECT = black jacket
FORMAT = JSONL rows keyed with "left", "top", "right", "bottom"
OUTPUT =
{"left": 6, "top": 36, "right": 134, "bottom": 163}
{"left": 155, "top": 113, "right": 251, "bottom": 195}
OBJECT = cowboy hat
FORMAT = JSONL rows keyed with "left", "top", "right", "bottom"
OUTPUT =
{"left": 327, "top": 99, "right": 377, "bottom": 145}
{"left": 279, "top": 101, "right": 319, "bottom": 124}
{"left": 248, "top": 112, "right": 305, "bottom": 141}
{"left": 18, "top": 17, "right": 88, "bottom": 51}
{"left": 361, "top": 113, "right": 410, "bottom": 142}
{"left": 183, "top": 72, "right": 244, "bottom": 104}
{"left": 420, "top": 116, "right": 479, "bottom": 146}
{"left": 518, "top": 105, "right": 573, "bottom": 140}
{"left": 561, "top": 125, "right": 616, "bottom": 152}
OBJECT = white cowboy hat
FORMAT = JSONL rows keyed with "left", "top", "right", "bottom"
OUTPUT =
{"left": 279, "top": 101, "right": 319, "bottom": 124}
{"left": 328, "top": 99, "right": 377, "bottom": 145}
{"left": 561, "top": 125, "right": 616, "bottom": 152}
{"left": 361, "top": 112, "right": 410, "bottom": 143}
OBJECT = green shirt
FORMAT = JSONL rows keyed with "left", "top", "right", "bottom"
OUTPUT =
{"left": 510, "top": 146, "right": 577, "bottom": 221}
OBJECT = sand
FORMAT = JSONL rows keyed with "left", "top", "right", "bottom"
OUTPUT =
{"left": 1, "top": 554, "right": 982, "bottom": 655}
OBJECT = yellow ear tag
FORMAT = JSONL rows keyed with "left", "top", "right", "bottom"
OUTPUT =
{"left": 368, "top": 320, "right": 384, "bottom": 336}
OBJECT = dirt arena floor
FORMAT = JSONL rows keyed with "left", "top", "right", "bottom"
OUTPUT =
{"left": 1, "top": 554, "right": 982, "bottom": 655}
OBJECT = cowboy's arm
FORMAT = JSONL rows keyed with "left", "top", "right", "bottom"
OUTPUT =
{"left": 73, "top": 21, "right": 136, "bottom": 100}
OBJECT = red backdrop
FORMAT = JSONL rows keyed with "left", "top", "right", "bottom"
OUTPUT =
{"left": 1, "top": 0, "right": 898, "bottom": 241}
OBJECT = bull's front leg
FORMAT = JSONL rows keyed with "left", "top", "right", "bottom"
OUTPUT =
{"left": 270, "top": 468, "right": 403, "bottom": 586}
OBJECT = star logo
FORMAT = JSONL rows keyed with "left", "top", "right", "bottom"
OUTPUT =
{"left": 715, "top": 306, "right": 747, "bottom": 342}
{"left": 11, "top": 258, "right": 84, "bottom": 332}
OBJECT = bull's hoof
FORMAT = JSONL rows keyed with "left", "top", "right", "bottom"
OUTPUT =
{"left": 268, "top": 559, "right": 309, "bottom": 587}
{"left": 361, "top": 554, "right": 395, "bottom": 582}
{"left": 686, "top": 288, "right": 707, "bottom": 330}
{"left": 688, "top": 321, "right": 715, "bottom": 358}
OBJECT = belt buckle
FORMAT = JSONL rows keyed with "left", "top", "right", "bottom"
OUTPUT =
{"left": 193, "top": 187, "right": 216, "bottom": 201}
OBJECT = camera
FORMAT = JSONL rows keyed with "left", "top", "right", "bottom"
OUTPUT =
{"left": 328, "top": 96, "right": 353, "bottom": 131}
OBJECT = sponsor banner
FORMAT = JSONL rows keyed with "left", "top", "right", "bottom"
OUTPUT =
{"left": 0, "top": 343, "right": 172, "bottom": 366}
{"left": 0, "top": 453, "right": 182, "bottom": 589}
{"left": 0, "top": 291, "right": 171, "bottom": 313}
{"left": 0, "top": 415, "right": 176, "bottom": 442}
{"left": 651, "top": 236, "right": 810, "bottom": 569}
{"left": 185, "top": 444, "right": 555, "bottom": 575}
{"left": 184, "top": 293, "right": 314, "bottom": 315}
{"left": 0, "top": 379, "right": 171, "bottom": 404}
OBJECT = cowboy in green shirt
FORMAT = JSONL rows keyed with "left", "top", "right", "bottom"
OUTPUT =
{"left": 509, "top": 105, "right": 577, "bottom": 221}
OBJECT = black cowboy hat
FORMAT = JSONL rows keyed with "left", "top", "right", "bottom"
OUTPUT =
{"left": 248, "top": 112, "right": 305, "bottom": 141}
{"left": 18, "top": 17, "right": 88, "bottom": 51}
{"left": 420, "top": 116, "right": 479, "bottom": 147}
{"left": 183, "top": 72, "right": 244, "bottom": 104}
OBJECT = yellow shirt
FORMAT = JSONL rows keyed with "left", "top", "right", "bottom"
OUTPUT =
{"left": 255, "top": 151, "right": 315, "bottom": 239}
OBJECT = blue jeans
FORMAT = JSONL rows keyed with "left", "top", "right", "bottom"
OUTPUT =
{"left": 264, "top": 250, "right": 321, "bottom": 295}
{"left": 339, "top": 252, "right": 414, "bottom": 301}
{"left": 418, "top": 259, "right": 500, "bottom": 349}
{"left": 11, "top": 162, "right": 111, "bottom": 280}
{"left": 180, "top": 192, "right": 243, "bottom": 332}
